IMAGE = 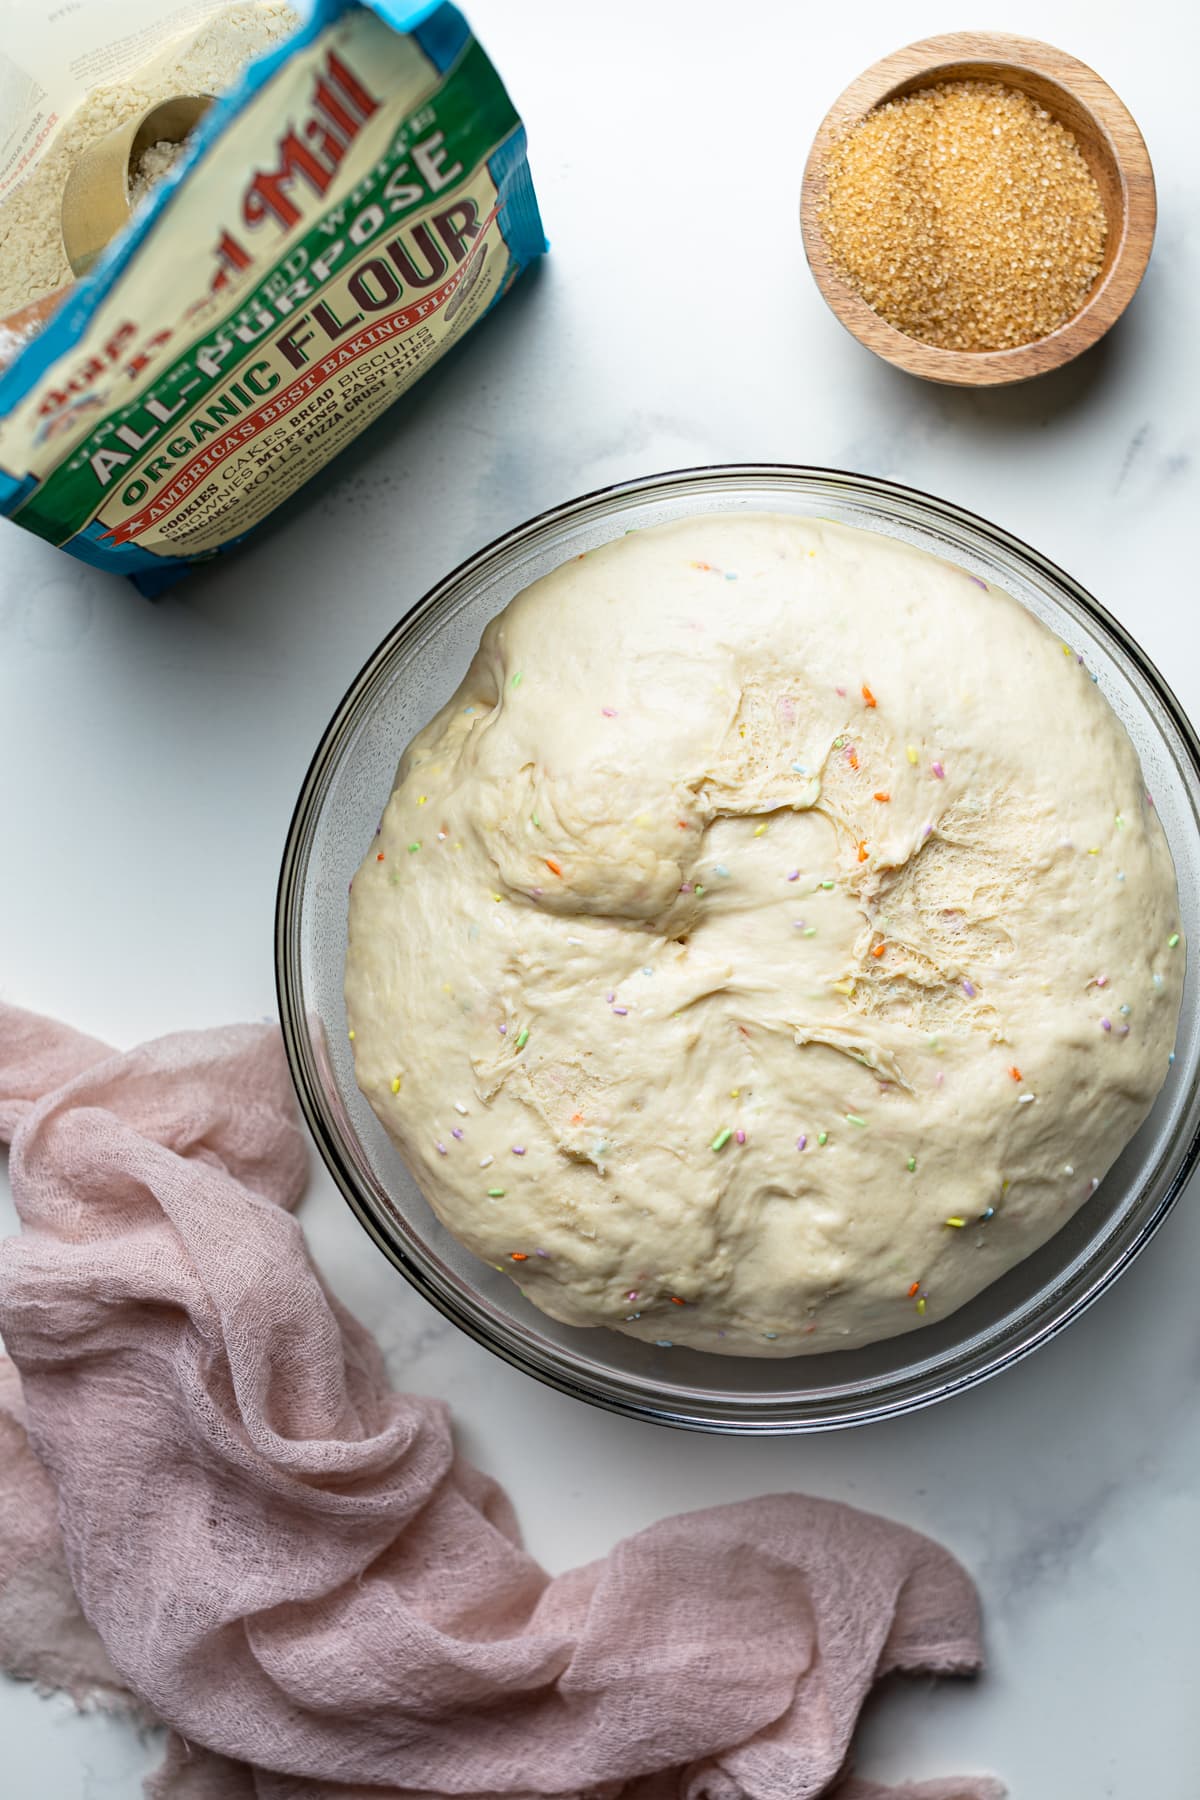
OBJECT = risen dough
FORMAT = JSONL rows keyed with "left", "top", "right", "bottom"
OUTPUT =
{"left": 345, "top": 515, "right": 1183, "bottom": 1356}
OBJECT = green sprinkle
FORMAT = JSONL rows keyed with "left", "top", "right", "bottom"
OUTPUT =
{"left": 487, "top": 1187, "right": 506, "bottom": 1198}
{"left": 531, "top": 812, "right": 541, "bottom": 829}
{"left": 818, "top": 1131, "right": 828, "bottom": 1146}
{"left": 1115, "top": 814, "right": 1125, "bottom": 829}
{"left": 820, "top": 879, "right": 835, "bottom": 890}
{"left": 695, "top": 884, "right": 706, "bottom": 896}
{"left": 516, "top": 1028, "right": 529, "bottom": 1050}
{"left": 906, "top": 1156, "right": 917, "bottom": 1172}
{"left": 803, "top": 927, "right": 817, "bottom": 938}
{"left": 845, "top": 1113, "right": 866, "bottom": 1128}
{"left": 711, "top": 1127, "right": 733, "bottom": 1151}
{"left": 511, "top": 671, "right": 523, "bottom": 688}
{"left": 408, "top": 842, "right": 421, "bottom": 853}
{"left": 1168, "top": 933, "right": 1181, "bottom": 948}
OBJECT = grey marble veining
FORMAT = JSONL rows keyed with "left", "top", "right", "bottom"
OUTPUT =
{"left": 2, "top": 0, "right": 1199, "bottom": 1793}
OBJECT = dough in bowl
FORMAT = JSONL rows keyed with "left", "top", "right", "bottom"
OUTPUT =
{"left": 345, "top": 514, "right": 1183, "bottom": 1356}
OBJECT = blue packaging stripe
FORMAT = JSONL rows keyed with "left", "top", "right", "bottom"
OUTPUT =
{"left": 489, "top": 125, "right": 549, "bottom": 271}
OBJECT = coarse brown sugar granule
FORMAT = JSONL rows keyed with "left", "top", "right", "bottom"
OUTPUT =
{"left": 818, "top": 80, "right": 1108, "bottom": 351}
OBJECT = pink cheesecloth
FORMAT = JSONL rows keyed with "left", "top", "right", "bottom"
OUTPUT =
{"left": 0, "top": 1001, "right": 1002, "bottom": 1800}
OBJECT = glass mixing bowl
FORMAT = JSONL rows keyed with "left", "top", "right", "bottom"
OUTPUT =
{"left": 276, "top": 466, "right": 1200, "bottom": 1433}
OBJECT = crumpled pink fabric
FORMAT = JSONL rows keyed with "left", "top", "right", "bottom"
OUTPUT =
{"left": 0, "top": 1002, "right": 1002, "bottom": 1800}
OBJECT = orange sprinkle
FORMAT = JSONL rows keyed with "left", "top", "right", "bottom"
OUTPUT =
{"left": 376, "top": 852, "right": 385, "bottom": 861}
{"left": 677, "top": 820, "right": 690, "bottom": 829}
{"left": 870, "top": 942, "right": 886, "bottom": 959}
{"left": 570, "top": 1112, "right": 584, "bottom": 1125}
{"left": 670, "top": 1295, "right": 686, "bottom": 1305}
{"left": 510, "top": 1252, "right": 528, "bottom": 1262}
{"left": 907, "top": 1281, "right": 920, "bottom": 1298}
{"left": 1008, "top": 1065, "right": 1022, "bottom": 1081}
{"left": 848, "top": 749, "right": 859, "bottom": 770}
{"left": 862, "top": 683, "right": 877, "bottom": 708}
{"left": 857, "top": 839, "right": 869, "bottom": 862}
{"left": 874, "top": 790, "right": 890, "bottom": 803}
{"left": 544, "top": 857, "right": 563, "bottom": 876}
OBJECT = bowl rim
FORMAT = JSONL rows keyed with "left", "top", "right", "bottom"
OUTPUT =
{"left": 275, "top": 463, "right": 1200, "bottom": 1434}
{"left": 799, "top": 31, "right": 1157, "bottom": 388}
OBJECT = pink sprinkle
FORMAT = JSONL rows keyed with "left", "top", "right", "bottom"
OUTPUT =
{"left": 435, "top": 1142, "right": 447, "bottom": 1155}
{"left": 679, "top": 883, "right": 693, "bottom": 894}
{"left": 1096, "top": 975, "right": 1108, "bottom": 988}
{"left": 735, "top": 1129, "right": 746, "bottom": 1145}
{"left": 1119, "top": 1024, "right": 1130, "bottom": 1036}
{"left": 612, "top": 1006, "right": 628, "bottom": 1016}
{"left": 626, "top": 1289, "right": 639, "bottom": 1301}
{"left": 796, "top": 1134, "right": 807, "bottom": 1151}
{"left": 1146, "top": 791, "right": 1155, "bottom": 808}
{"left": 962, "top": 979, "right": 976, "bottom": 998}
{"left": 936, "top": 1072, "right": 945, "bottom": 1087}
{"left": 835, "top": 686, "right": 846, "bottom": 697}
{"left": 787, "top": 869, "right": 800, "bottom": 881}
{"left": 512, "top": 1145, "right": 526, "bottom": 1155}
{"left": 451, "top": 1127, "right": 464, "bottom": 1140}
{"left": 1101, "top": 1017, "right": 1112, "bottom": 1032}
{"left": 531, "top": 886, "right": 543, "bottom": 899}
{"left": 932, "top": 762, "right": 945, "bottom": 779}
{"left": 602, "top": 706, "right": 618, "bottom": 718}
{"left": 793, "top": 918, "right": 807, "bottom": 929}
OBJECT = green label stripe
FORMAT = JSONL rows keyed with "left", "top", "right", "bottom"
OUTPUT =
{"left": 14, "top": 34, "right": 517, "bottom": 545}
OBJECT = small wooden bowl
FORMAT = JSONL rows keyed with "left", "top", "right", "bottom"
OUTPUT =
{"left": 800, "top": 33, "right": 1156, "bottom": 387}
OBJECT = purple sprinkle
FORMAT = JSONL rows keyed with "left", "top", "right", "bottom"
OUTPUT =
{"left": 787, "top": 869, "right": 800, "bottom": 882}
{"left": 962, "top": 979, "right": 976, "bottom": 998}
{"left": 1119, "top": 1024, "right": 1130, "bottom": 1036}
{"left": 797, "top": 1134, "right": 808, "bottom": 1151}
{"left": 612, "top": 1006, "right": 628, "bottom": 1016}
{"left": 967, "top": 573, "right": 988, "bottom": 591}
{"left": 602, "top": 706, "right": 618, "bottom": 718}
{"left": 735, "top": 1129, "right": 746, "bottom": 1145}
{"left": 512, "top": 1145, "right": 526, "bottom": 1155}
{"left": 606, "top": 992, "right": 615, "bottom": 1004}
{"left": 435, "top": 1142, "right": 447, "bottom": 1155}
{"left": 451, "top": 1127, "right": 464, "bottom": 1140}
{"left": 922, "top": 824, "right": 932, "bottom": 839}
{"left": 793, "top": 918, "right": 807, "bottom": 930}
{"left": 932, "top": 761, "right": 945, "bottom": 780}
{"left": 1101, "top": 1017, "right": 1112, "bottom": 1032}
{"left": 535, "top": 1248, "right": 550, "bottom": 1258}
{"left": 531, "top": 886, "right": 543, "bottom": 899}
{"left": 498, "top": 1023, "right": 508, "bottom": 1034}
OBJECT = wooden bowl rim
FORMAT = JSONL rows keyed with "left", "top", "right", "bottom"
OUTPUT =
{"left": 799, "top": 31, "right": 1157, "bottom": 387}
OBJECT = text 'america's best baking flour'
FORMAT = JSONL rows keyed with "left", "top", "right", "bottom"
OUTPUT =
{"left": 0, "top": 0, "right": 545, "bottom": 593}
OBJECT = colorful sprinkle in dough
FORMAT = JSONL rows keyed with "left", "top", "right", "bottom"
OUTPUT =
{"left": 346, "top": 513, "right": 1183, "bottom": 1359}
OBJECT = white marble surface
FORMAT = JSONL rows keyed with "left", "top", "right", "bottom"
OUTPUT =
{"left": 2, "top": 0, "right": 1199, "bottom": 1792}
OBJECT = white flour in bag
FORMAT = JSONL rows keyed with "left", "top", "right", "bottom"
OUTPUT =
{"left": 0, "top": 2, "right": 300, "bottom": 315}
